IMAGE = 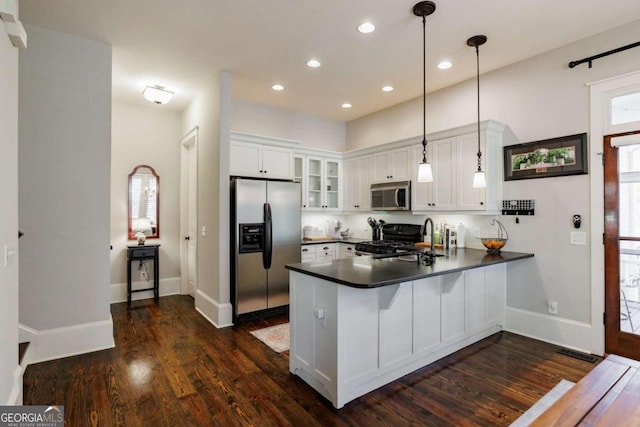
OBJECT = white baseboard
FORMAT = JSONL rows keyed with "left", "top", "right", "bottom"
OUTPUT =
{"left": 505, "top": 306, "right": 599, "bottom": 355}
{"left": 18, "top": 315, "right": 115, "bottom": 364}
{"left": 194, "top": 289, "right": 233, "bottom": 328}
{"left": 109, "top": 277, "right": 181, "bottom": 303}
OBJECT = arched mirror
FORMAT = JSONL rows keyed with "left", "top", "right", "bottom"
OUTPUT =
{"left": 128, "top": 165, "right": 160, "bottom": 240}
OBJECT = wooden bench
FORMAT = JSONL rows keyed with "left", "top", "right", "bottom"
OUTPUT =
{"left": 532, "top": 354, "right": 640, "bottom": 426}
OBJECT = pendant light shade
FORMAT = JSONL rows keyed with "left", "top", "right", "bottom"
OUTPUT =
{"left": 418, "top": 162, "right": 434, "bottom": 182}
{"left": 467, "top": 35, "right": 487, "bottom": 189}
{"left": 473, "top": 170, "right": 486, "bottom": 188}
{"left": 414, "top": 1, "right": 436, "bottom": 183}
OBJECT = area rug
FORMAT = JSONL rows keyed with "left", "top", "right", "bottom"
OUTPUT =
{"left": 250, "top": 323, "right": 290, "bottom": 353}
{"left": 510, "top": 379, "right": 575, "bottom": 426}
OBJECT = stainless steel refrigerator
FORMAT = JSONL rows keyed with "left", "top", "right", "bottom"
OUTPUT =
{"left": 231, "top": 178, "right": 301, "bottom": 322}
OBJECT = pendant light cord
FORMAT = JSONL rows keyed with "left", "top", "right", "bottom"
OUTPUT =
{"left": 422, "top": 14, "right": 427, "bottom": 163}
{"left": 475, "top": 44, "right": 482, "bottom": 172}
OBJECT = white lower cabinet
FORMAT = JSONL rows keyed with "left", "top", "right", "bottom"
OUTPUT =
{"left": 289, "top": 264, "right": 506, "bottom": 408}
{"left": 301, "top": 246, "right": 316, "bottom": 263}
{"left": 301, "top": 243, "right": 340, "bottom": 263}
{"left": 339, "top": 243, "right": 356, "bottom": 258}
{"left": 316, "top": 244, "right": 336, "bottom": 263}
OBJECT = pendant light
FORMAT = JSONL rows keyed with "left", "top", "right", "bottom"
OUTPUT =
{"left": 467, "top": 35, "right": 487, "bottom": 188}
{"left": 414, "top": 1, "right": 436, "bottom": 183}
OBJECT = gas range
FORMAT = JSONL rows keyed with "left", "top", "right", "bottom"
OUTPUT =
{"left": 355, "top": 223, "right": 422, "bottom": 256}
{"left": 355, "top": 240, "right": 417, "bottom": 254}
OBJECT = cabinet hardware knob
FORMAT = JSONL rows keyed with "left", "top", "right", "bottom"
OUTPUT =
{"left": 184, "top": 236, "right": 190, "bottom": 241}
{"left": 480, "top": 202, "right": 484, "bottom": 205}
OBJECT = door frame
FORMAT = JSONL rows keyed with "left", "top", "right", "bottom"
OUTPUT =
{"left": 180, "top": 126, "right": 199, "bottom": 296}
{"left": 589, "top": 71, "right": 640, "bottom": 355}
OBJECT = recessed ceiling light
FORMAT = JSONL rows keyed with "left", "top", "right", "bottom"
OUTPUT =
{"left": 437, "top": 60, "right": 452, "bottom": 70}
{"left": 357, "top": 22, "right": 375, "bottom": 34}
{"left": 306, "top": 59, "right": 321, "bottom": 68}
{"left": 342, "top": 103, "right": 352, "bottom": 109}
{"left": 382, "top": 86, "right": 394, "bottom": 92}
{"left": 272, "top": 84, "right": 284, "bottom": 91}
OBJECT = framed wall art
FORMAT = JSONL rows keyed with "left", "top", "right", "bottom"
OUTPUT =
{"left": 503, "top": 133, "right": 588, "bottom": 181}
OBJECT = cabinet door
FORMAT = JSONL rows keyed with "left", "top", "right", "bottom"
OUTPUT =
{"left": 306, "top": 157, "right": 323, "bottom": 209}
{"left": 262, "top": 145, "right": 293, "bottom": 180}
{"left": 432, "top": 138, "right": 456, "bottom": 211}
{"left": 456, "top": 133, "right": 486, "bottom": 210}
{"left": 294, "top": 155, "right": 306, "bottom": 209}
{"left": 411, "top": 144, "right": 433, "bottom": 210}
{"left": 344, "top": 158, "right": 360, "bottom": 211}
{"left": 389, "top": 148, "right": 411, "bottom": 181}
{"left": 357, "top": 156, "right": 371, "bottom": 211}
{"left": 230, "top": 141, "right": 261, "bottom": 177}
{"left": 324, "top": 159, "right": 341, "bottom": 210}
{"left": 344, "top": 156, "right": 369, "bottom": 211}
{"left": 371, "top": 152, "right": 390, "bottom": 183}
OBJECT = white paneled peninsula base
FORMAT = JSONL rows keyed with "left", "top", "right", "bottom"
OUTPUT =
{"left": 286, "top": 249, "right": 533, "bottom": 408}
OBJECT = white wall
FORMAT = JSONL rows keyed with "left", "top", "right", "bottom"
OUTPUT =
{"left": 182, "top": 71, "right": 233, "bottom": 327}
{"left": 346, "top": 19, "right": 640, "bottom": 350}
{"left": 0, "top": 7, "right": 21, "bottom": 405}
{"left": 231, "top": 98, "right": 347, "bottom": 152}
{"left": 19, "top": 25, "right": 114, "bottom": 361}
{"left": 110, "top": 102, "right": 183, "bottom": 301}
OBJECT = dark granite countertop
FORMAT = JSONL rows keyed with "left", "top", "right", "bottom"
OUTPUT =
{"left": 286, "top": 248, "right": 534, "bottom": 288}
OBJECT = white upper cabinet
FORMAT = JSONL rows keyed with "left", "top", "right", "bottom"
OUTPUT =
{"left": 410, "top": 121, "right": 516, "bottom": 213}
{"left": 344, "top": 155, "right": 371, "bottom": 212}
{"left": 371, "top": 147, "right": 411, "bottom": 183}
{"left": 302, "top": 155, "right": 342, "bottom": 211}
{"left": 230, "top": 140, "right": 294, "bottom": 180}
{"left": 456, "top": 133, "right": 486, "bottom": 210}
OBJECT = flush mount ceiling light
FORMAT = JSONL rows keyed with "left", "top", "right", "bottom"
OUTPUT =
{"left": 437, "top": 60, "right": 452, "bottom": 70}
{"left": 382, "top": 86, "right": 394, "bottom": 92}
{"left": 467, "top": 34, "right": 487, "bottom": 189}
{"left": 413, "top": 1, "right": 436, "bottom": 183}
{"left": 306, "top": 59, "right": 321, "bottom": 68}
{"left": 357, "top": 22, "right": 376, "bottom": 34}
{"left": 272, "top": 84, "right": 284, "bottom": 91}
{"left": 142, "top": 85, "right": 174, "bottom": 105}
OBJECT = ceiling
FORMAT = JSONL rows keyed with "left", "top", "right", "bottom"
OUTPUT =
{"left": 19, "top": 0, "right": 640, "bottom": 121}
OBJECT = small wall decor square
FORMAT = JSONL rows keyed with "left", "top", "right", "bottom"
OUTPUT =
{"left": 503, "top": 133, "right": 588, "bottom": 181}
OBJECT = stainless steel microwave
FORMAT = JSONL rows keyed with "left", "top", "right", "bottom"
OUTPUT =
{"left": 370, "top": 181, "right": 411, "bottom": 211}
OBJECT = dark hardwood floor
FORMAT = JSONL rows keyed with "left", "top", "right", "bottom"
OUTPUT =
{"left": 24, "top": 295, "right": 600, "bottom": 426}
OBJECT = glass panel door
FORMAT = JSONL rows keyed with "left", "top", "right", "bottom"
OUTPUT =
{"left": 325, "top": 160, "right": 339, "bottom": 209}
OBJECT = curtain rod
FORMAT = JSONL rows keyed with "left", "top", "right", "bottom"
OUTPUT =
{"left": 569, "top": 41, "right": 640, "bottom": 69}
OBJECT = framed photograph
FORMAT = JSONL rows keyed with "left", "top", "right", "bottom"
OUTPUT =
{"left": 503, "top": 133, "right": 588, "bottom": 181}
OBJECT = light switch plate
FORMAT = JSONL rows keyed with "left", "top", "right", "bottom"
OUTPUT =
{"left": 570, "top": 231, "right": 587, "bottom": 246}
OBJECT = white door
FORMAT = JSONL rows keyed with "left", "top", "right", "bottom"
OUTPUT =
{"left": 180, "top": 128, "right": 198, "bottom": 297}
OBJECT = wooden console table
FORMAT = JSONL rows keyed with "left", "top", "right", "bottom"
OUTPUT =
{"left": 532, "top": 354, "right": 640, "bottom": 426}
{"left": 126, "top": 244, "right": 160, "bottom": 305}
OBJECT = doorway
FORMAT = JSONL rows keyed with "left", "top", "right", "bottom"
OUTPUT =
{"left": 180, "top": 127, "right": 198, "bottom": 297}
{"left": 604, "top": 130, "right": 640, "bottom": 358}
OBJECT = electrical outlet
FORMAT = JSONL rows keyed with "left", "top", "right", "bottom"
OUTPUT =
{"left": 548, "top": 300, "right": 558, "bottom": 315}
{"left": 140, "top": 271, "right": 148, "bottom": 281}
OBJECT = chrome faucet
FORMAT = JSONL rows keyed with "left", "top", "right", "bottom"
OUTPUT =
{"left": 422, "top": 217, "right": 436, "bottom": 258}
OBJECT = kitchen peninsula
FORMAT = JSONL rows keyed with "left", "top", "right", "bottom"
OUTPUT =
{"left": 286, "top": 248, "right": 534, "bottom": 408}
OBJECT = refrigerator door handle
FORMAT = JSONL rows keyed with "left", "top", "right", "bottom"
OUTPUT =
{"left": 263, "top": 202, "right": 273, "bottom": 269}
